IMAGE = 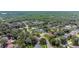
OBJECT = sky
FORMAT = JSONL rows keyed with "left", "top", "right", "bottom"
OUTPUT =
{"left": 0, "top": 0, "right": 79, "bottom": 11}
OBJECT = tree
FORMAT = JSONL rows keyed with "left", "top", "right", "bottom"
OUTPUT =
{"left": 40, "top": 38, "right": 46, "bottom": 45}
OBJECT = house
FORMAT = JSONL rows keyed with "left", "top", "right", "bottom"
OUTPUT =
{"left": 69, "top": 29, "right": 79, "bottom": 36}
{"left": 64, "top": 25, "right": 72, "bottom": 29}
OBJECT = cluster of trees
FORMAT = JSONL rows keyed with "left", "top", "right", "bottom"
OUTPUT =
{"left": 0, "top": 14, "right": 79, "bottom": 48}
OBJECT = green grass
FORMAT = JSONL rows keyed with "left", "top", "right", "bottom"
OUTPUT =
{"left": 41, "top": 45, "right": 47, "bottom": 48}
{"left": 26, "top": 45, "right": 34, "bottom": 48}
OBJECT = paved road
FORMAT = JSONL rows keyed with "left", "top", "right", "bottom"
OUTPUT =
{"left": 34, "top": 41, "right": 42, "bottom": 48}
{"left": 34, "top": 39, "right": 53, "bottom": 48}
{"left": 46, "top": 39, "right": 53, "bottom": 48}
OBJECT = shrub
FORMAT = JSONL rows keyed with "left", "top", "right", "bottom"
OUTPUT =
{"left": 40, "top": 38, "right": 46, "bottom": 45}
